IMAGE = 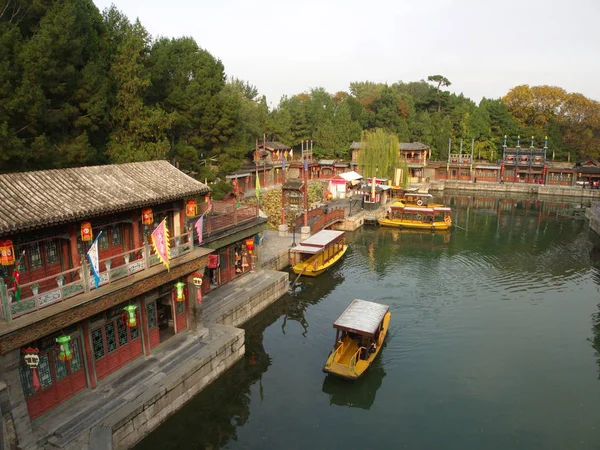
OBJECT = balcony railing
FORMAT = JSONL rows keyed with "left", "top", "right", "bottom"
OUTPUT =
{"left": 0, "top": 231, "right": 195, "bottom": 323}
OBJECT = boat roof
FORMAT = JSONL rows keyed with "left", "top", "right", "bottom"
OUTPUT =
{"left": 433, "top": 207, "right": 452, "bottom": 212}
{"left": 298, "top": 229, "right": 344, "bottom": 248}
{"left": 333, "top": 299, "right": 389, "bottom": 337}
{"left": 290, "top": 244, "right": 322, "bottom": 254}
{"left": 404, "top": 193, "right": 433, "bottom": 198}
{"left": 400, "top": 206, "right": 435, "bottom": 213}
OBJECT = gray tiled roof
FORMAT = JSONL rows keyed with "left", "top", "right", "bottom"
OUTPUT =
{"left": 0, "top": 161, "right": 210, "bottom": 237}
{"left": 259, "top": 141, "right": 291, "bottom": 151}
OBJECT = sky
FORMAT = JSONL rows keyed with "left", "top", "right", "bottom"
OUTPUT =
{"left": 92, "top": 0, "right": 600, "bottom": 108}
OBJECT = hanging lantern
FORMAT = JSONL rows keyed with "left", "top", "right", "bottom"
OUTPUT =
{"left": 141, "top": 208, "right": 153, "bottom": 225}
{"left": 0, "top": 240, "right": 15, "bottom": 266}
{"left": 174, "top": 281, "right": 186, "bottom": 302}
{"left": 186, "top": 200, "right": 198, "bottom": 217}
{"left": 245, "top": 239, "right": 255, "bottom": 254}
{"left": 22, "top": 347, "right": 41, "bottom": 392}
{"left": 123, "top": 305, "right": 138, "bottom": 327}
{"left": 80, "top": 222, "right": 93, "bottom": 242}
{"left": 192, "top": 272, "right": 204, "bottom": 304}
{"left": 56, "top": 335, "right": 72, "bottom": 361}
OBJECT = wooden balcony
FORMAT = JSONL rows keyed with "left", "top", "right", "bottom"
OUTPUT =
{"left": 0, "top": 231, "right": 196, "bottom": 322}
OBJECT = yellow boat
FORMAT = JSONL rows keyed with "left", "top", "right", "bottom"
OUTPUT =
{"left": 323, "top": 299, "right": 391, "bottom": 380}
{"left": 291, "top": 230, "right": 347, "bottom": 277}
{"left": 378, "top": 203, "right": 453, "bottom": 230}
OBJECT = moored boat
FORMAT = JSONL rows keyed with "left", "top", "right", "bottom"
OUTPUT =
{"left": 323, "top": 299, "right": 391, "bottom": 380}
{"left": 291, "top": 230, "right": 347, "bottom": 277}
{"left": 378, "top": 202, "right": 453, "bottom": 230}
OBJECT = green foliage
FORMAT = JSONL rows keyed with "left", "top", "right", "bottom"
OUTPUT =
{"left": 358, "top": 129, "right": 400, "bottom": 180}
{"left": 209, "top": 179, "right": 233, "bottom": 200}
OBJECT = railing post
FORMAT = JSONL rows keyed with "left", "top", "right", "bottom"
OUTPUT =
{"left": 0, "top": 282, "right": 11, "bottom": 322}
{"left": 144, "top": 244, "right": 151, "bottom": 270}
{"left": 81, "top": 261, "right": 90, "bottom": 292}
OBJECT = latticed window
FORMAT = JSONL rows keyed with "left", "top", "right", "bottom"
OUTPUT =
{"left": 130, "top": 325, "right": 139, "bottom": 340}
{"left": 71, "top": 339, "right": 82, "bottom": 372}
{"left": 19, "top": 365, "right": 36, "bottom": 398}
{"left": 53, "top": 350, "right": 68, "bottom": 381}
{"left": 147, "top": 302, "right": 157, "bottom": 329}
{"left": 111, "top": 225, "right": 122, "bottom": 246}
{"left": 92, "top": 328, "right": 105, "bottom": 360}
{"left": 38, "top": 354, "right": 53, "bottom": 389}
{"left": 28, "top": 243, "right": 43, "bottom": 270}
{"left": 99, "top": 232, "right": 109, "bottom": 250}
{"left": 105, "top": 322, "right": 117, "bottom": 353}
{"left": 45, "top": 240, "right": 59, "bottom": 265}
{"left": 176, "top": 301, "right": 184, "bottom": 315}
{"left": 117, "top": 318, "right": 128, "bottom": 346}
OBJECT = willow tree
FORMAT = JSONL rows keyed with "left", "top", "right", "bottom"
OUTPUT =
{"left": 358, "top": 128, "right": 400, "bottom": 182}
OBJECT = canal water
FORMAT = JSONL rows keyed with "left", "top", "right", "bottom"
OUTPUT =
{"left": 136, "top": 193, "right": 600, "bottom": 450}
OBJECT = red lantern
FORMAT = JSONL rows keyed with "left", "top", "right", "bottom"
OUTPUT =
{"left": 0, "top": 240, "right": 15, "bottom": 266}
{"left": 81, "top": 222, "right": 93, "bottom": 242}
{"left": 141, "top": 208, "right": 153, "bottom": 225}
{"left": 207, "top": 254, "right": 219, "bottom": 269}
{"left": 245, "top": 238, "right": 255, "bottom": 254}
{"left": 186, "top": 200, "right": 198, "bottom": 217}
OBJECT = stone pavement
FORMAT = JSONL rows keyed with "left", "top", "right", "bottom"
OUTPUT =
{"left": 201, "top": 269, "right": 289, "bottom": 326}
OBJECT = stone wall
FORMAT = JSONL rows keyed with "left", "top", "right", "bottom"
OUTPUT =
{"left": 260, "top": 252, "right": 290, "bottom": 271}
{"left": 587, "top": 202, "right": 600, "bottom": 235}
{"left": 110, "top": 325, "right": 244, "bottom": 450}
{"left": 433, "top": 180, "right": 600, "bottom": 199}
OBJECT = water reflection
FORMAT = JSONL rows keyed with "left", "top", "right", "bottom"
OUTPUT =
{"left": 321, "top": 358, "right": 386, "bottom": 410}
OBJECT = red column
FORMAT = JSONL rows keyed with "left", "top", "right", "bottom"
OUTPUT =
{"left": 131, "top": 214, "right": 140, "bottom": 248}
{"left": 81, "top": 322, "right": 97, "bottom": 389}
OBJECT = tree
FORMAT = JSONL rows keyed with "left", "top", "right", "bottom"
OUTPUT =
{"left": 358, "top": 128, "right": 400, "bottom": 181}
{"left": 427, "top": 74, "right": 451, "bottom": 112}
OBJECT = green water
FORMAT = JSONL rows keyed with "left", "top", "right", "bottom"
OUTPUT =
{"left": 136, "top": 193, "right": 600, "bottom": 450}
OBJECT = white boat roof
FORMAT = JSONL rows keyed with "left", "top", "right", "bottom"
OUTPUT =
{"left": 404, "top": 193, "right": 433, "bottom": 198}
{"left": 299, "top": 229, "right": 344, "bottom": 248}
{"left": 434, "top": 207, "right": 452, "bottom": 212}
{"left": 333, "top": 299, "right": 389, "bottom": 336}
{"left": 403, "top": 206, "right": 434, "bottom": 213}
{"left": 291, "top": 244, "right": 322, "bottom": 254}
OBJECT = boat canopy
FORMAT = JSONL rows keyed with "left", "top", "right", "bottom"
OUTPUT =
{"left": 297, "top": 230, "right": 344, "bottom": 248}
{"left": 400, "top": 206, "right": 435, "bottom": 213}
{"left": 333, "top": 299, "right": 389, "bottom": 337}
{"left": 433, "top": 207, "right": 452, "bottom": 212}
{"left": 291, "top": 244, "right": 322, "bottom": 254}
{"left": 405, "top": 193, "right": 433, "bottom": 198}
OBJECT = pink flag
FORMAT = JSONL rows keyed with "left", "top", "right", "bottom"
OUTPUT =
{"left": 151, "top": 219, "right": 170, "bottom": 271}
{"left": 194, "top": 215, "right": 204, "bottom": 245}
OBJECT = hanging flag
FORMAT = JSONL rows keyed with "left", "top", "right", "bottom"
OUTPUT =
{"left": 255, "top": 173, "right": 261, "bottom": 201}
{"left": 11, "top": 251, "right": 25, "bottom": 301}
{"left": 151, "top": 219, "right": 170, "bottom": 272}
{"left": 86, "top": 231, "right": 103, "bottom": 289}
{"left": 304, "top": 159, "right": 308, "bottom": 172}
{"left": 289, "top": 149, "right": 293, "bottom": 159}
{"left": 282, "top": 158, "right": 286, "bottom": 171}
{"left": 194, "top": 214, "right": 205, "bottom": 245}
{"left": 284, "top": 150, "right": 289, "bottom": 159}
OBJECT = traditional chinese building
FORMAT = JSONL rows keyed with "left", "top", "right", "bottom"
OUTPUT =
{"left": 0, "top": 161, "right": 266, "bottom": 446}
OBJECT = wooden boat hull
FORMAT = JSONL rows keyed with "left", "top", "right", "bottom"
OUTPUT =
{"left": 292, "top": 245, "right": 348, "bottom": 276}
{"left": 323, "top": 312, "right": 391, "bottom": 380}
{"left": 377, "top": 218, "right": 451, "bottom": 230}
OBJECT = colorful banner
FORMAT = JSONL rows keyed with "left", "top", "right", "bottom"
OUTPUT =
{"left": 86, "top": 231, "right": 102, "bottom": 289}
{"left": 151, "top": 219, "right": 170, "bottom": 272}
{"left": 282, "top": 158, "right": 286, "bottom": 170}
{"left": 194, "top": 214, "right": 204, "bottom": 245}
{"left": 255, "top": 172, "right": 261, "bottom": 201}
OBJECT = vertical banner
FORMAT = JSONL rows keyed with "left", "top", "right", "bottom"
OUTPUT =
{"left": 86, "top": 231, "right": 103, "bottom": 289}
{"left": 151, "top": 219, "right": 170, "bottom": 271}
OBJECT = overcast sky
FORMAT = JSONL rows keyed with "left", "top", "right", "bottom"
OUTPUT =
{"left": 92, "top": 0, "right": 600, "bottom": 108}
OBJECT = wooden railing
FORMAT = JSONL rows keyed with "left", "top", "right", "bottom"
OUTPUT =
{"left": 0, "top": 231, "right": 195, "bottom": 323}
{"left": 201, "top": 204, "right": 259, "bottom": 235}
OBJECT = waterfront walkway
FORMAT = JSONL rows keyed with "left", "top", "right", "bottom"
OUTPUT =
{"left": 29, "top": 324, "right": 242, "bottom": 450}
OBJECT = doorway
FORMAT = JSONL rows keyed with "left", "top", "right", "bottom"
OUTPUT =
{"left": 157, "top": 297, "right": 175, "bottom": 342}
